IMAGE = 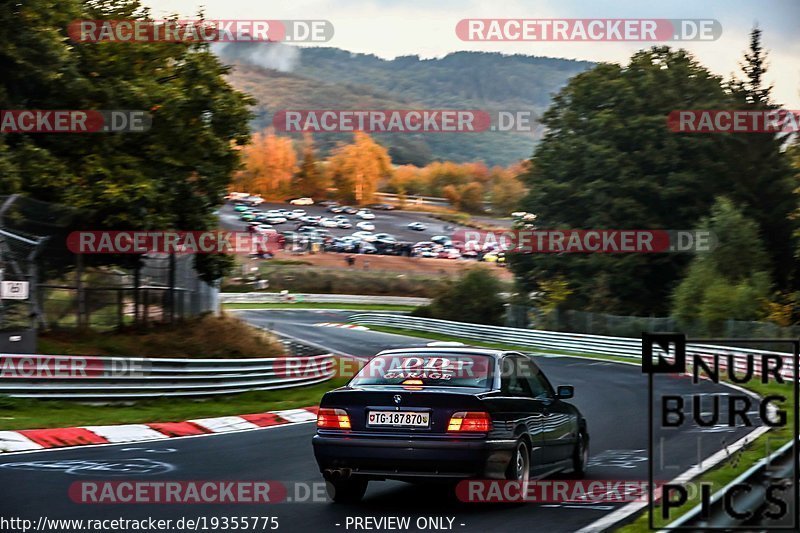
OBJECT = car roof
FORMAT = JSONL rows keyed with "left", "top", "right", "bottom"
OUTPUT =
{"left": 375, "top": 346, "right": 509, "bottom": 358}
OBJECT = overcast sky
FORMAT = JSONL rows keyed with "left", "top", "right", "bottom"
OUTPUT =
{"left": 140, "top": 0, "right": 800, "bottom": 107}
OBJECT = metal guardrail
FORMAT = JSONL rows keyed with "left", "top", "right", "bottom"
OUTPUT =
{"left": 0, "top": 337, "right": 335, "bottom": 400}
{"left": 346, "top": 314, "right": 797, "bottom": 378}
{"left": 374, "top": 192, "right": 450, "bottom": 206}
{"left": 220, "top": 293, "right": 429, "bottom": 306}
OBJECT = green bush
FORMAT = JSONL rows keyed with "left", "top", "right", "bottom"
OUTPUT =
{"left": 413, "top": 269, "right": 506, "bottom": 325}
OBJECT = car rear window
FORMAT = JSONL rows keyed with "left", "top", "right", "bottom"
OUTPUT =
{"left": 350, "top": 353, "right": 493, "bottom": 388}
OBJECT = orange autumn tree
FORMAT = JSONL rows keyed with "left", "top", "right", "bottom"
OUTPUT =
{"left": 328, "top": 132, "right": 391, "bottom": 205}
{"left": 234, "top": 129, "right": 297, "bottom": 198}
{"left": 291, "top": 133, "right": 329, "bottom": 198}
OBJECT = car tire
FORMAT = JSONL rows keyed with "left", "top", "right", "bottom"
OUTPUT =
{"left": 571, "top": 432, "right": 589, "bottom": 478}
{"left": 326, "top": 478, "right": 368, "bottom": 503}
{"left": 505, "top": 439, "right": 530, "bottom": 485}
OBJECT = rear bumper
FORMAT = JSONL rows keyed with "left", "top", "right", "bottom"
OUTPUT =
{"left": 312, "top": 434, "right": 516, "bottom": 480}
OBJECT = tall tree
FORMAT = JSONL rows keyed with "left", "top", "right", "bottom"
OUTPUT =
{"left": 458, "top": 182, "right": 485, "bottom": 213}
{"left": 235, "top": 129, "right": 297, "bottom": 197}
{"left": 724, "top": 27, "right": 798, "bottom": 288}
{"left": 672, "top": 198, "right": 771, "bottom": 334}
{"left": 510, "top": 47, "right": 736, "bottom": 314}
{"left": 0, "top": 0, "right": 254, "bottom": 281}
{"left": 328, "top": 132, "right": 391, "bottom": 204}
{"left": 490, "top": 169, "right": 527, "bottom": 215}
{"left": 291, "top": 133, "right": 328, "bottom": 198}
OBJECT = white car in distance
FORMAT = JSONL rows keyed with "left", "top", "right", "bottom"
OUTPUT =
{"left": 289, "top": 197, "right": 314, "bottom": 206}
{"left": 352, "top": 231, "right": 377, "bottom": 242}
{"left": 319, "top": 218, "right": 339, "bottom": 228}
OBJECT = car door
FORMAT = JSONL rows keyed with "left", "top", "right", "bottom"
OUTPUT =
{"left": 519, "top": 357, "right": 577, "bottom": 464}
{"left": 497, "top": 356, "right": 547, "bottom": 472}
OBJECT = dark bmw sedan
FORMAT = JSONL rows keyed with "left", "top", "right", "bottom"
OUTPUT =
{"left": 312, "top": 346, "right": 589, "bottom": 502}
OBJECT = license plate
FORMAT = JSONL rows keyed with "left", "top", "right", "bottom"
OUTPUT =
{"left": 367, "top": 411, "right": 430, "bottom": 427}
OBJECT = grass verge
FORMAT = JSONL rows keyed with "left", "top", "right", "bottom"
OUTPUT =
{"left": 223, "top": 264, "right": 454, "bottom": 298}
{"left": 38, "top": 314, "right": 284, "bottom": 358}
{"left": 223, "top": 303, "right": 418, "bottom": 312}
{"left": 0, "top": 376, "right": 349, "bottom": 431}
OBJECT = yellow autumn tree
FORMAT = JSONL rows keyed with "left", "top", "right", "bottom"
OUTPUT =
{"left": 328, "top": 132, "right": 391, "bottom": 205}
{"left": 490, "top": 165, "right": 528, "bottom": 214}
{"left": 234, "top": 129, "right": 298, "bottom": 198}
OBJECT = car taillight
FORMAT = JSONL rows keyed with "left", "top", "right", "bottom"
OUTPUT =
{"left": 317, "top": 408, "right": 351, "bottom": 430}
{"left": 447, "top": 411, "right": 492, "bottom": 432}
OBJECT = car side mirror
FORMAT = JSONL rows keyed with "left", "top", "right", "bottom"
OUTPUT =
{"left": 556, "top": 385, "right": 574, "bottom": 399}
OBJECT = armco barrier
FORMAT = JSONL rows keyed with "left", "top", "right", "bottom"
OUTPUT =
{"left": 346, "top": 314, "right": 797, "bottom": 379}
{"left": 220, "top": 293, "right": 429, "bottom": 306}
{"left": 0, "top": 351, "right": 335, "bottom": 400}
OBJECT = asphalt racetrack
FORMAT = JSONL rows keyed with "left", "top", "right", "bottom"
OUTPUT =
{"left": 0, "top": 310, "right": 764, "bottom": 533}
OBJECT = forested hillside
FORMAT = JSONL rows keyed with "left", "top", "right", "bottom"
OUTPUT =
{"left": 218, "top": 44, "right": 593, "bottom": 165}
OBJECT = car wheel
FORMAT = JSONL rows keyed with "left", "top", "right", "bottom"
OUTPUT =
{"left": 571, "top": 432, "right": 589, "bottom": 478}
{"left": 326, "top": 478, "right": 368, "bottom": 503}
{"left": 506, "top": 439, "right": 530, "bottom": 485}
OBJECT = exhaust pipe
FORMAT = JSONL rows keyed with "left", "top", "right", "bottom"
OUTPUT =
{"left": 323, "top": 468, "right": 352, "bottom": 481}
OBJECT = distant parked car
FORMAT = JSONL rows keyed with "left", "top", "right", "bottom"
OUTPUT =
{"left": 439, "top": 247, "right": 461, "bottom": 259}
{"left": 318, "top": 200, "right": 339, "bottom": 207}
{"left": 431, "top": 235, "right": 452, "bottom": 246}
{"left": 289, "top": 197, "right": 314, "bottom": 206}
{"left": 356, "top": 221, "right": 375, "bottom": 231}
{"left": 336, "top": 219, "right": 353, "bottom": 229}
{"left": 416, "top": 247, "right": 438, "bottom": 258}
{"left": 352, "top": 231, "right": 376, "bottom": 242}
{"left": 331, "top": 236, "right": 360, "bottom": 252}
{"left": 320, "top": 218, "right": 339, "bottom": 228}
{"left": 286, "top": 209, "right": 305, "bottom": 220}
{"left": 265, "top": 215, "right": 287, "bottom": 224}
{"left": 407, "top": 222, "right": 427, "bottom": 231}
{"left": 234, "top": 205, "right": 250, "bottom": 213}
{"left": 372, "top": 233, "right": 396, "bottom": 243}
{"left": 368, "top": 203, "right": 396, "bottom": 210}
{"left": 358, "top": 241, "right": 378, "bottom": 254}
{"left": 356, "top": 209, "right": 375, "bottom": 220}
{"left": 341, "top": 206, "right": 358, "bottom": 215}
{"left": 300, "top": 216, "right": 322, "bottom": 226}
{"left": 483, "top": 251, "right": 506, "bottom": 264}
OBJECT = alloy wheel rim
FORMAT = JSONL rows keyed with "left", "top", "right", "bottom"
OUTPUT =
{"left": 515, "top": 444, "right": 529, "bottom": 483}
